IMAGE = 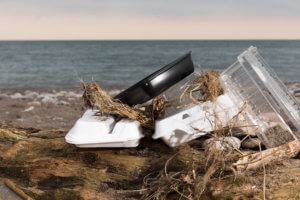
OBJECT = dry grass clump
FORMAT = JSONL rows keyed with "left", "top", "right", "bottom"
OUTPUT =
{"left": 82, "top": 81, "right": 154, "bottom": 129}
{"left": 142, "top": 70, "right": 249, "bottom": 199}
{"left": 180, "top": 70, "right": 224, "bottom": 104}
{"left": 150, "top": 96, "right": 165, "bottom": 120}
{"left": 142, "top": 142, "right": 240, "bottom": 200}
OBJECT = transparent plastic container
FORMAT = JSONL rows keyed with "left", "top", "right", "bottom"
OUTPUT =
{"left": 220, "top": 46, "right": 300, "bottom": 148}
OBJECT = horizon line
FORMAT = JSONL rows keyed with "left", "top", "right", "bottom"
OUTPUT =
{"left": 1, "top": 39, "right": 300, "bottom": 42}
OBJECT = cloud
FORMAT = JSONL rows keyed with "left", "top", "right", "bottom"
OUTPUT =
{"left": 1, "top": 0, "right": 300, "bottom": 19}
{"left": 0, "top": 0, "right": 300, "bottom": 39}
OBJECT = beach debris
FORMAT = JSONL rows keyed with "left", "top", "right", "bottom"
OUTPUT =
{"left": 180, "top": 70, "right": 224, "bottom": 103}
{"left": 0, "top": 179, "right": 33, "bottom": 200}
{"left": 67, "top": 91, "right": 82, "bottom": 98}
{"left": 241, "top": 137, "right": 261, "bottom": 149}
{"left": 55, "top": 90, "right": 68, "bottom": 97}
{"left": 56, "top": 100, "right": 70, "bottom": 106}
{"left": 27, "top": 101, "right": 41, "bottom": 106}
{"left": 114, "top": 52, "right": 194, "bottom": 106}
{"left": 220, "top": 46, "right": 300, "bottom": 148}
{"left": 0, "top": 93, "right": 9, "bottom": 100}
{"left": 10, "top": 93, "right": 23, "bottom": 99}
{"left": 82, "top": 82, "right": 153, "bottom": 129}
{"left": 24, "top": 90, "right": 39, "bottom": 98}
{"left": 23, "top": 106, "right": 35, "bottom": 112}
{"left": 203, "top": 136, "right": 241, "bottom": 151}
{"left": 153, "top": 94, "right": 240, "bottom": 147}
{"left": 41, "top": 94, "right": 57, "bottom": 104}
{"left": 65, "top": 109, "right": 143, "bottom": 147}
{"left": 234, "top": 139, "right": 300, "bottom": 171}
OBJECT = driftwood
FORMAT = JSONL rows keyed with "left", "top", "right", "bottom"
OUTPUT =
{"left": 234, "top": 139, "right": 300, "bottom": 171}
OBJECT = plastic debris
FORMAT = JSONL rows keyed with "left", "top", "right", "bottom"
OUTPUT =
{"left": 220, "top": 46, "right": 300, "bottom": 148}
{"left": 65, "top": 109, "right": 143, "bottom": 148}
{"left": 153, "top": 94, "right": 240, "bottom": 147}
{"left": 23, "top": 106, "right": 35, "bottom": 112}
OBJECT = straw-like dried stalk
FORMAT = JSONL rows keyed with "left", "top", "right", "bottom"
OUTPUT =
{"left": 82, "top": 81, "right": 153, "bottom": 129}
{"left": 180, "top": 70, "right": 224, "bottom": 104}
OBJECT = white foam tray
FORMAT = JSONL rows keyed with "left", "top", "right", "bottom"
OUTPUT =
{"left": 65, "top": 109, "right": 143, "bottom": 148}
{"left": 153, "top": 94, "right": 240, "bottom": 147}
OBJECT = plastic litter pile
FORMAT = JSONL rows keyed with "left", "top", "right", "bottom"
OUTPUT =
{"left": 65, "top": 46, "right": 300, "bottom": 149}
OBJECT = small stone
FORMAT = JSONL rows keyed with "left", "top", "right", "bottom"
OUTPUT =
{"left": 56, "top": 100, "right": 70, "bottom": 106}
{"left": 0, "top": 93, "right": 9, "bottom": 100}
{"left": 11, "top": 93, "right": 23, "bottom": 99}
{"left": 241, "top": 138, "right": 261, "bottom": 149}
{"left": 67, "top": 91, "right": 82, "bottom": 98}
{"left": 203, "top": 136, "right": 241, "bottom": 151}
{"left": 27, "top": 101, "right": 41, "bottom": 106}
{"left": 55, "top": 90, "right": 68, "bottom": 97}
{"left": 41, "top": 94, "right": 57, "bottom": 104}
{"left": 21, "top": 97, "right": 34, "bottom": 101}
{"left": 24, "top": 91, "right": 39, "bottom": 98}
{"left": 68, "top": 97, "right": 75, "bottom": 101}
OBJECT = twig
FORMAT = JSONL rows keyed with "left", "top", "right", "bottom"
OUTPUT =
{"left": 234, "top": 139, "right": 300, "bottom": 171}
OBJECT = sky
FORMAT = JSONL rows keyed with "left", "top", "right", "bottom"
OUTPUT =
{"left": 0, "top": 0, "right": 300, "bottom": 40}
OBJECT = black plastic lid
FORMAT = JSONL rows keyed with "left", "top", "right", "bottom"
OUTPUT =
{"left": 114, "top": 52, "right": 194, "bottom": 106}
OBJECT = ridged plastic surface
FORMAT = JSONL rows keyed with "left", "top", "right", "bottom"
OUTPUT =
{"left": 220, "top": 46, "right": 300, "bottom": 148}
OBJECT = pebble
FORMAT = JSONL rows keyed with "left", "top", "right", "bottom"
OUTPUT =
{"left": 0, "top": 93, "right": 9, "bottom": 100}
{"left": 27, "top": 101, "right": 41, "bottom": 106}
{"left": 241, "top": 138, "right": 261, "bottom": 149}
{"left": 24, "top": 91, "right": 39, "bottom": 98}
{"left": 23, "top": 106, "right": 35, "bottom": 112}
{"left": 68, "top": 97, "right": 76, "bottom": 101}
{"left": 21, "top": 97, "right": 34, "bottom": 101}
{"left": 41, "top": 94, "right": 57, "bottom": 104}
{"left": 11, "top": 93, "right": 23, "bottom": 99}
{"left": 67, "top": 91, "right": 82, "bottom": 98}
{"left": 37, "top": 92, "right": 48, "bottom": 98}
{"left": 203, "top": 136, "right": 241, "bottom": 151}
{"left": 56, "top": 100, "right": 70, "bottom": 106}
{"left": 55, "top": 91, "right": 68, "bottom": 97}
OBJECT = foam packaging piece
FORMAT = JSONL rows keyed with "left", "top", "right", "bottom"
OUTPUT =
{"left": 65, "top": 109, "right": 143, "bottom": 148}
{"left": 153, "top": 94, "right": 240, "bottom": 147}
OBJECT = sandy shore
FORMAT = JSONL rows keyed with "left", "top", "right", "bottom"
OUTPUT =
{"left": 0, "top": 83, "right": 299, "bottom": 131}
{"left": 0, "top": 86, "right": 124, "bottom": 130}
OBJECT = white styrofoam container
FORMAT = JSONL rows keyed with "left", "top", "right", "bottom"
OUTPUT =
{"left": 65, "top": 109, "right": 143, "bottom": 148}
{"left": 153, "top": 94, "right": 241, "bottom": 147}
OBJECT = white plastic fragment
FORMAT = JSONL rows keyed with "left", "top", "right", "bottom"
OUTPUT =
{"left": 23, "top": 106, "right": 35, "bottom": 112}
{"left": 153, "top": 94, "right": 240, "bottom": 147}
{"left": 65, "top": 109, "right": 143, "bottom": 148}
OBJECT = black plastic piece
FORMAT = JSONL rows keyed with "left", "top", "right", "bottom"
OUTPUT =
{"left": 114, "top": 52, "right": 194, "bottom": 106}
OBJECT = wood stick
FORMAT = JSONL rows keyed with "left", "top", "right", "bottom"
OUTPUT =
{"left": 234, "top": 139, "right": 300, "bottom": 171}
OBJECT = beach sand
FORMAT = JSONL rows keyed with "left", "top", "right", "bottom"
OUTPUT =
{"left": 0, "top": 86, "right": 124, "bottom": 131}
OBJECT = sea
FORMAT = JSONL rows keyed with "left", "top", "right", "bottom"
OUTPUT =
{"left": 0, "top": 40, "right": 299, "bottom": 89}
